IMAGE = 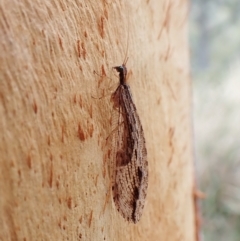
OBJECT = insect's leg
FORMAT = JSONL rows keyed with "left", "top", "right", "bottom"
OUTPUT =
{"left": 92, "top": 70, "right": 117, "bottom": 99}
{"left": 100, "top": 148, "right": 116, "bottom": 217}
{"left": 91, "top": 92, "right": 112, "bottom": 100}
{"left": 106, "top": 121, "right": 124, "bottom": 143}
{"left": 100, "top": 180, "right": 112, "bottom": 217}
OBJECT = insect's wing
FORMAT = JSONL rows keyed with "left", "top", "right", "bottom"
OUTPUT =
{"left": 111, "top": 86, "right": 148, "bottom": 223}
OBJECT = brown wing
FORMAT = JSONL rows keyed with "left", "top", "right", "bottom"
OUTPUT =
{"left": 111, "top": 84, "right": 148, "bottom": 223}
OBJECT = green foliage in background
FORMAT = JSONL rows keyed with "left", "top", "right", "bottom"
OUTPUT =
{"left": 190, "top": 0, "right": 240, "bottom": 240}
{"left": 190, "top": 0, "right": 240, "bottom": 82}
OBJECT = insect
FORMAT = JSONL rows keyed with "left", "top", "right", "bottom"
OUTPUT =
{"left": 110, "top": 58, "right": 148, "bottom": 223}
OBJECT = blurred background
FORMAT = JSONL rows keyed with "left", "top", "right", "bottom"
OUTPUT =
{"left": 190, "top": 1, "right": 240, "bottom": 240}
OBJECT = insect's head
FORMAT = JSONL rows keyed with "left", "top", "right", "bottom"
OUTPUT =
{"left": 113, "top": 64, "right": 128, "bottom": 84}
{"left": 113, "top": 65, "right": 127, "bottom": 73}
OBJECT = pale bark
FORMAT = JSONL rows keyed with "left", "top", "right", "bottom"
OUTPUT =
{"left": 0, "top": 0, "right": 195, "bottom": 240}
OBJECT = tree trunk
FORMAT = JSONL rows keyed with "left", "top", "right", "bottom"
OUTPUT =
{"left": 0, "top": 0, "right": 195, "bottom": 240}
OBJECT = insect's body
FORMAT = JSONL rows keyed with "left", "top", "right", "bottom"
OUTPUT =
{"left": 111, "top": 63, "right": 148, "bottom": 223}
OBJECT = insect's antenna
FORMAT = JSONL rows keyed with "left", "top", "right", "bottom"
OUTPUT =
{"left": 123, "top": 57, "right": 129, "bottom": 66}
{"left": 122, "top": 7, "right": 130, "bottom": 66}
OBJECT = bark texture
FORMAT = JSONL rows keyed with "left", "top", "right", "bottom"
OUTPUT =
{"left": 0, "top": 0, "right": 195, "bottom": 240}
